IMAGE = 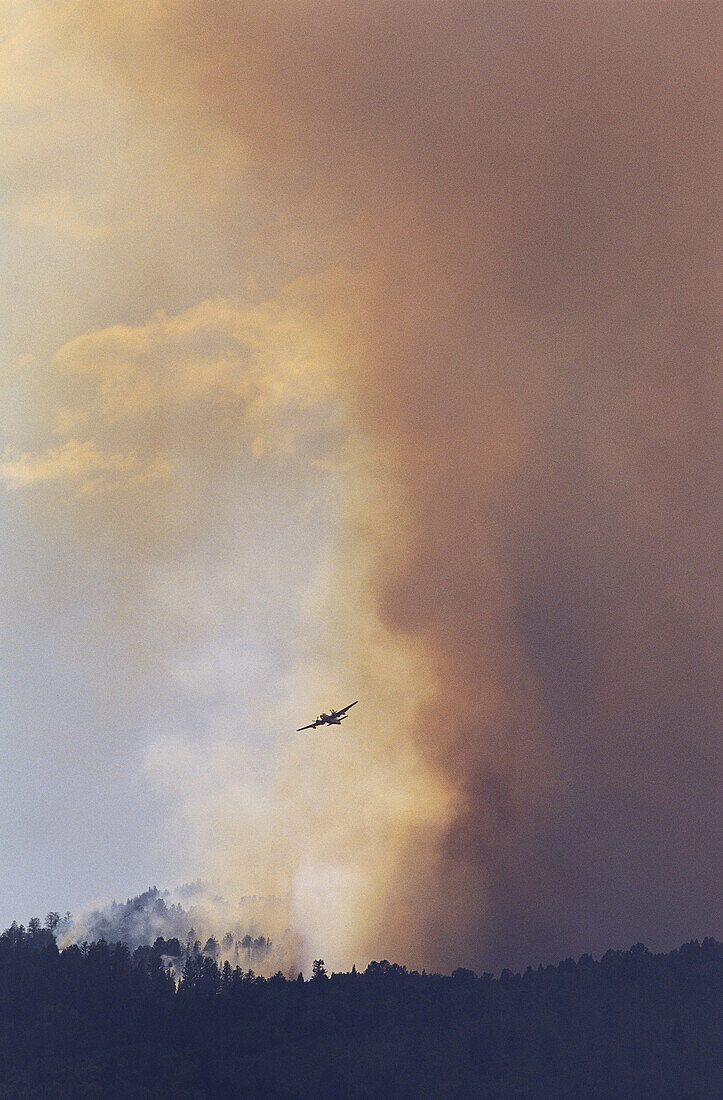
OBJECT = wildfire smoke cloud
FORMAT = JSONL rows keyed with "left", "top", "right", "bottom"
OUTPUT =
{"left": 2, "top": 2, "right": 719, "bottom": 971}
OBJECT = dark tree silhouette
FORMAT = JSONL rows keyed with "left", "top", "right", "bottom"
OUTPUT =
{"left": 312, "top": 958, "right": 328, "bottom": 980}
{"left": 0, "top": 920, "right": 719, "bottom": 1098}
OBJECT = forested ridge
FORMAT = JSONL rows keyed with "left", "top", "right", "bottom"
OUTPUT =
{"left": 0, "top": 919, "right": 719, "bottom": 1098}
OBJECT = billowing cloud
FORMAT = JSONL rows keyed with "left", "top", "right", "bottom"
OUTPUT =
{"left": 2, "top": 2, "right": 719, "bottom": 971}
{"left": 0, "top": 438, "right": 152, "bottom": 491}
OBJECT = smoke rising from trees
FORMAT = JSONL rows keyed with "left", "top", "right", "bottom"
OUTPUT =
{"left": 3, "top": 3, "right": 719, "bottom": 972}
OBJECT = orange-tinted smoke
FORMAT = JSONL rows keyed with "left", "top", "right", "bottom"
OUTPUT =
{"left": 77, "top": 1, "right": 721, "bottom": 970}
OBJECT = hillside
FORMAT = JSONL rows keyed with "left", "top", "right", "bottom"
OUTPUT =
{"left": 0, "top": 920, "right": 720, "bottom": 1098}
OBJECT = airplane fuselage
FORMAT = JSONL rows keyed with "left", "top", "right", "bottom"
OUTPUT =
{"left": 296, "top": 700, "right": 357, "bottom": 733}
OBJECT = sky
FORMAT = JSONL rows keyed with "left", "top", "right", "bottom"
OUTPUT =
{"left": 0, "top": 1, "right": 719, "bottom": 973}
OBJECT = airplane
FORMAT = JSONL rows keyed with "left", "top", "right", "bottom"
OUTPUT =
{"left": 297, "top": 700, "right": 358, "bottom": 731}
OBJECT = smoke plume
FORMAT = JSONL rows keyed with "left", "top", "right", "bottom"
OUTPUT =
{"left": 5, "top": 3, "right": 719, "bottom": 971}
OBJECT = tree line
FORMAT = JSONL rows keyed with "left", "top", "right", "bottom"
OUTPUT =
{"left": 0, "top": 918, "right": 720, "bottom": 1097}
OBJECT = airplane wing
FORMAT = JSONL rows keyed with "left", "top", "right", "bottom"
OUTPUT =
{"left": 296, "top": 721, "right": 318, "bottom": 732}
{"left": 336, "top": 700, "right": 358, "bottom": 716}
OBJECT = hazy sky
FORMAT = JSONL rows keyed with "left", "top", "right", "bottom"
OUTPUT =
{"left": 1, "top": 1, "right": 719, "bottom": 972}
